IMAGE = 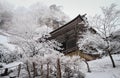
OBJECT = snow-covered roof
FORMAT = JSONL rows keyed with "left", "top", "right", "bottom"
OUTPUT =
{"left": 50, "top": 14, "right": 83, "bottom": 35}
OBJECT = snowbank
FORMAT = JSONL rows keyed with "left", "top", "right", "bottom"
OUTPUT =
{"left": 82, "top": 55, "right": 120, "bottom": 78}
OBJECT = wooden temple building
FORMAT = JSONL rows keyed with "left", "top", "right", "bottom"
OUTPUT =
{"left": 50, "top": 14, "right": 99, "bottom": 60}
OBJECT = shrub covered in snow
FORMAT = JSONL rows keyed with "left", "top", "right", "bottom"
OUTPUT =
{"left": 0, "top": 44, "right": 19, "bottom": 63}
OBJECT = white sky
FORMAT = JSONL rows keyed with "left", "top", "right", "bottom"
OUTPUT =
{"left": 5, "top": 0, "right": 120, "bottom": 18}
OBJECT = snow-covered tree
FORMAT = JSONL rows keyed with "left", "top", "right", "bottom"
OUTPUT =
{"left": 0, "top": 44, "right": 19, "bottom": 63}
{"left": 8, "top": 24, "right": 64, "bottom": 77}
{"left": 78, "top": 31, "right": 105, "bottom": 55}
{"left": 4, "top": 2, "right": 70, "bottom": 63}
{"left": 109, "top": 30, "right": 120, "bottom": 54}
{"left": 30, "top": 3, "right": 69, "bottom": 29}
{"left": 9, "top": 25, "right": 61, "bottom": 61}
{"left": 5, "top": 2, "right": 69, "bottom": 37}
{"left": 79, "top": 3, "right": 120, "bottom": 68}
{"left": 0, "top": 0, "right": 13, "bottom": 30}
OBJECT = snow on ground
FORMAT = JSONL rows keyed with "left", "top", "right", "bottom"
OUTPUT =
{"left": 0, "top": 54, "right": 120, "bottom": 78}
{"left": 0, "top": 30, "right": 15, "bottom": 51}
{"left": 0, "top": 35, "right": 8, "bottom": 44}
{"left": 0, "top": 62, "right": 23, "bottom": 78}
{"left": 82, "top": 54, "right": 120, "bottom": 78}
{"left": 4, "top": 62, "right": 23, "bottom": 68}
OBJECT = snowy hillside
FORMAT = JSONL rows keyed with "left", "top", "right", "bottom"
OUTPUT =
{"left": 81, "top": 55, "right": 120, "bottom": 78}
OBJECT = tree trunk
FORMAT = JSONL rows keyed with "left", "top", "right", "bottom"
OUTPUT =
{"left": 108, "top": 50, "right": 116, "bottom": 68}
{"left": 18, "top": 64, "right": 21, "bottom": 77}
{"left": 83, "top": 60, "right": 91, "bottom": 72}
{"left": 40, "top": 64, "right": 43, "bottom": 78}
{"left": 26, "top": 62, "right": 31, "bottom": 78}
{"left": 56, "top": 58, "right": 61, "bottom": 78}
{"left": 33, "top": 62, "right": 37, "bottom": 78}
{"left": 105, "top": 39, "right": 116, "bottom": 68}
{"left": 46, "top": 63, "right": 49, "bottom": 78}
{"left": 106, "top": 41, "right": 116, "bottom": 68}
